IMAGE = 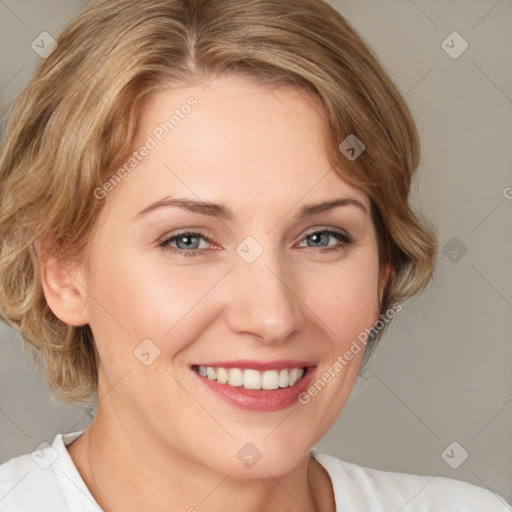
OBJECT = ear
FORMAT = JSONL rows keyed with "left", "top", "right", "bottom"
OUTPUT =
{"left": 377, "top": 262, "right": 391, "bottom": 311}
{"left": 39, "top": 243, "right": 89, "bottom": 327}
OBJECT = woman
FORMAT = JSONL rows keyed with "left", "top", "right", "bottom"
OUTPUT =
{"left": 0, "top": 0, "right": 509, "bottom": 510}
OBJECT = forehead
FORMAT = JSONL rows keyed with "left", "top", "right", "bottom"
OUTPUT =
{"left": 110, "top": 74, "right": 370, "bottom": 215}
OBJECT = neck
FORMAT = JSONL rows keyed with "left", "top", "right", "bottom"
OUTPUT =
{"left": 67, "top": 398, "right": 334, "bottom": 512}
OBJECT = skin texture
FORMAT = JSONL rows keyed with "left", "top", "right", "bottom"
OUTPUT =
{"left": 41, "top": 74, "right": 389, "bottom": 512}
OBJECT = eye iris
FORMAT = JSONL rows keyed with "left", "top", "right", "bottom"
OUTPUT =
{"left": 177, "top": 235, "right": 199, "bottom": 250}
{"left": 308, "top": 232, "right": 329, "bottom": 247}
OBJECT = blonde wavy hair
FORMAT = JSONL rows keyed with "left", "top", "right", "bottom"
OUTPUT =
{"left": 0, "top": 0, "right": 437, "bottom": 407}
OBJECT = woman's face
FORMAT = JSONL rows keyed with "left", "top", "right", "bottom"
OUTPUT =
{"left": 74, "top": 74, "right": 387, "bottom": 478}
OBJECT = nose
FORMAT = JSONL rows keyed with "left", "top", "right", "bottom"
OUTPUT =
{"left": 223, "top": 248, "right": 307, "bottom": 346}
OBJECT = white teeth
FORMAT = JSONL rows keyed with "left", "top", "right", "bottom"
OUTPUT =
{"left": 228, "top": 368, "right": 243, "bottom": 387}
{"left": 196, "top": 365, "right": 305, "bottom": 390}
{"left": 206, "top": 367, "right": 217, "bottom": 381}
{"left": 216, "top": 367, "right": 229, "bottom": 384}
{"left": 243, "top": 369, "right": 262, "bottom": 390}
{"left": 262, "top": 370, "right": 279, "bottom": 390}
{"left": 289, "top": 368, "right": 302, "bottom": 386}
{"left": 278, "top": 368, "right": 289, "bottom": 388}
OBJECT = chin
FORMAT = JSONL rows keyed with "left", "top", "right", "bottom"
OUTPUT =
{"left": 188, "top": 433, "right": 313, "bottom": 480}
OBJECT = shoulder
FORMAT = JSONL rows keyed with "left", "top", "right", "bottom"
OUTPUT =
{"left": 313, "top": 451, "right": 511, "bottom": 511}
{"left": 0, "top": 449, "right": 64, "bottom": 511}
{"left": 0, "top": 431, "right": 98, "bottom": 512}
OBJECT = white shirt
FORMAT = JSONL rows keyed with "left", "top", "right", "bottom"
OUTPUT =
{"left": 0, "top": 431, "right": 510, "bottom": 511}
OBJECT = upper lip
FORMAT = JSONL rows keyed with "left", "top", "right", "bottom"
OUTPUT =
{"left": 192, "top": 359, "right": 315, "bottom": 371}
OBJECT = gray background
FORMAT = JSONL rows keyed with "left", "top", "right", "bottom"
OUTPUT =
{"left": 1, "top": 0, "right": 511, "bottom": 506}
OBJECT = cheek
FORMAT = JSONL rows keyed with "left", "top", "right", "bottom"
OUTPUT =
{"left": 83, "top": 251, "right": 225, "bottom": 362}
{"left": 302, "top": 248, "right": 381, "bottom": 344}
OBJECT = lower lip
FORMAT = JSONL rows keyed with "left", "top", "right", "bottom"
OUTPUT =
{"left": 193, "top": 368, "right": 315, "bottom": 412}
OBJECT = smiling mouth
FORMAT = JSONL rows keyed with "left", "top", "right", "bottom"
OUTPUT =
{"left": 192, "top": 365, "right": 307, "bottom": 390}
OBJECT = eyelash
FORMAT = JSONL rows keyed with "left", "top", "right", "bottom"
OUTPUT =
{"left": 158, "top": 229, "right": 354, "bottom": 258}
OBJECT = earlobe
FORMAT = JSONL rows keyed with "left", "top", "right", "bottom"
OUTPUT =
{"left": 40, "top": 256, "right": 89, "bottom": 327}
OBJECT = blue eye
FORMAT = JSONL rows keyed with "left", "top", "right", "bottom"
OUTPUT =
{"left": 159, "top": 231, "right": 211, "bottom": 257}
{"left": 298, "top": 229, "right": 354, "bottom": 252}
{"left": 159, "top": 229, "right": 353, "bottom": 257}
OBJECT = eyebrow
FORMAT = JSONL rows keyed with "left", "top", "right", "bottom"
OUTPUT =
{"left": 134, "top": 196, "right": 368, "bottom": 220}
